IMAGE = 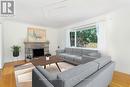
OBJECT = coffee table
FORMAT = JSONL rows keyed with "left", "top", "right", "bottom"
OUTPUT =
{"left": 31, "top": 55, "right": 64, "bottom": 72}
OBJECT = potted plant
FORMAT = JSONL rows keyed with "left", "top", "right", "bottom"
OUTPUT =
{"left": 45, "top": 53, "right": 51, "bottom": 57}
{"left": 11, "top": 45, "right": 21, "bottom": 57}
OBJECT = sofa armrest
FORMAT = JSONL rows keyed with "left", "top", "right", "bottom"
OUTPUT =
{"left": 57, "top": 62, "right": 98, "bottom": 87}
{"left": 36, "top": 66, "right": 57, "bottom": 81}
{"left": 56, "top": 49, "right": 65, "bottom": 55}
{"left": 32, "top": 68, "right": 54, "bottom": 87}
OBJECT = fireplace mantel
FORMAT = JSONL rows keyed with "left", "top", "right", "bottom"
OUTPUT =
{"left": 24, "top": 41, "right": 49, "bottom": 44}
{"left": 24, "top": 41, "right": 49, "bottom": 60}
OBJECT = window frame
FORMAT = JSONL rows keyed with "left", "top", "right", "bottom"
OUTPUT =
{"left": 69, "top": 25, "right": 98, "bottom": 49}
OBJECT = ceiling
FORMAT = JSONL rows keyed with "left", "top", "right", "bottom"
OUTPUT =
{"left": 1, "top": 0, "right": 130, "bottom": 28}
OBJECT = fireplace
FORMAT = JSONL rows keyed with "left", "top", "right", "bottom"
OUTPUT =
{"left": 33, "top": 48, "right": 44, "bottom": 58}
{"left": 24, "top": 41, "right": 49, "bottom": 60}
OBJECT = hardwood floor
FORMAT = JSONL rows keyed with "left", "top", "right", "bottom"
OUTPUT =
{"left": 0, "top": 60, "right": 26, "bottom": 87}
{"left": 0, "top": 60, "right": 130, "bottom": 87}
{"left": 109, "top": 71, "right": 130, "bottom": 87}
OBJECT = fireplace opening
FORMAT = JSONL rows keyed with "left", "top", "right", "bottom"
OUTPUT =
{"left": 33, "top": 48, "right": 44, "bottom": 58}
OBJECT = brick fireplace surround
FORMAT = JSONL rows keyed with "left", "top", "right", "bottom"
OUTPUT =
{"left": 24, "top": 41, "right": 49, "bottom": 60}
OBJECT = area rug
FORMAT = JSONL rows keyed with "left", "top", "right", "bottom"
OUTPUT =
{"left": 15, "top": 62, "right": 75, "bottom": 87}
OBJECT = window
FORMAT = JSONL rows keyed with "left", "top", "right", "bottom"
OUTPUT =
{"left": 70, "top": 32, "right": 75, "bottom": 46}
{"left": 70, "top": 25, "right": 97, "bottom": 48}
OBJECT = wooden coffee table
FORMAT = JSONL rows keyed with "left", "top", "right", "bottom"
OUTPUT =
{"left": 31, "top": 55, "right": 64, "bottom": 72}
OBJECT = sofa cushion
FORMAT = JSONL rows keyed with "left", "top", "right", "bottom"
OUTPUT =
{"left": 73, "top": 56, "right": 82, "bottom": 60}
{"left": 82, "top": 49, "right": 98, "bottom": 55}
{"left": 73, "top": 56, "right": 82, "bottom": 63}
{"left": 74, "top": 62, "right": 115, "bottom": 87}
{"left": 64, "top": 56, "right": 74, "bottom": 62}
{"left": 57, "top": 62, "right": 98, "bottom": 87}
{"left": 66, "top": 55, "right": 82, "bottom": 60}
{"left": 81, "top": 55, "right": 97, "bottom": 64}
{"left": 72, "top": 48, "right": 82, "bottom": 56}
{"left": 94, "top": 56, "right": 111, "bottom": 69}
{"left": 32, "top": 69, "right": 54, "bottom": 87}
{"left": 87, "top": 52, "right": 101, "bottom": 58}
{"left": 64, "top": 54, "right": 82, "bottom": 62}
{"left": 36, "top": 66, "right": 57, "bottom": 81}
{"left": 59, "top": 53, "right": 69, "bottom": 58}
{"left": 65, "top": 48, "right": 73, "bottom": 54}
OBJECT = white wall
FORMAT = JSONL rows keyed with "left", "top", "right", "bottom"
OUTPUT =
{"left": 2, "top": 21, "right": 59, "bottom": 63}
{"left": 106, "top": 8, "right": 130, "bottom": 74}
{"left": 58, "top": 28, "right": 69, "bottom": 49}
{"left": 0, "top": 24, "right": 2, "bottom": 69}
{"left": 58, "top": 8, "right": 130, "bottom": 74}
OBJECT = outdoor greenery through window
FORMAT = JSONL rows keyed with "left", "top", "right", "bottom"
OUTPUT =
{"left": 70, "top": 25, "right": 98, "bottom": 48}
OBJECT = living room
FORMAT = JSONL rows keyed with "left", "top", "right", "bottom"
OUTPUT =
{"left": 0, "top": 0, "right": 130, "bottom": 87}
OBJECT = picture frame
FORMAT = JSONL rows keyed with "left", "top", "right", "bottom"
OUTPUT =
{"left": 27, "top": 27, "right": 46, "bottom": 42}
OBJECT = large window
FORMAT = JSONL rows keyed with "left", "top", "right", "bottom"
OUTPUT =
{"left": 70, "top": 25, "right": 98, "bottom": 48}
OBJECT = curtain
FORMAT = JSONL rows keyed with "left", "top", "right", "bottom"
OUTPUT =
{"left": 66, "top": 29, "right": 71, "bottom": 47}
{"left": 96, "top": 21, "right": 108, "bottom": 55}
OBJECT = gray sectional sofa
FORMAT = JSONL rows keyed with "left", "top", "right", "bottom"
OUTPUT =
{"left": 32, "top": 56, "right": 115, "bottom": 87}
{"left": 56, "top": 48, "right": 101, "bottom": 65}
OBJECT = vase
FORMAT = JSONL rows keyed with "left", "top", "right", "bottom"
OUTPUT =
{"left": 46, "top": 57, "right": 49, "bottom": 60}
{"left": 13, "top": 51, "right": 19, "bottom": 57}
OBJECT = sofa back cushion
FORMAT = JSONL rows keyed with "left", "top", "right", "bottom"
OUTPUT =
{"left": 57, "top": 62, "right": 98, "bottom": 87}
{"left": 94, "top": 56, "right": 111, "bottom": 69}
{"left": 65, "top": 48, "right": 73, "bottom": 54}
{"left": 72, "top": 48, "right": 82, "bottom": 56}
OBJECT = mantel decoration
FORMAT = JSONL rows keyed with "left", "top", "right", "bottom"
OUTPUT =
{"left": 11, "top": 45, "right": 21, "bottom": 57}
{"left": 27, "top": 27, "right": 46, "bottom": 42}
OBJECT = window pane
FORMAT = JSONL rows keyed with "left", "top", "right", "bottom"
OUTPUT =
{"left": 76, "top": 31, "right": 82, "bottom": 47}
{"left": 76, "top": 28, "right": 97, "bottom": 48}
{"left": 70, "top": 32, "right": 75, "bottom": 46}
